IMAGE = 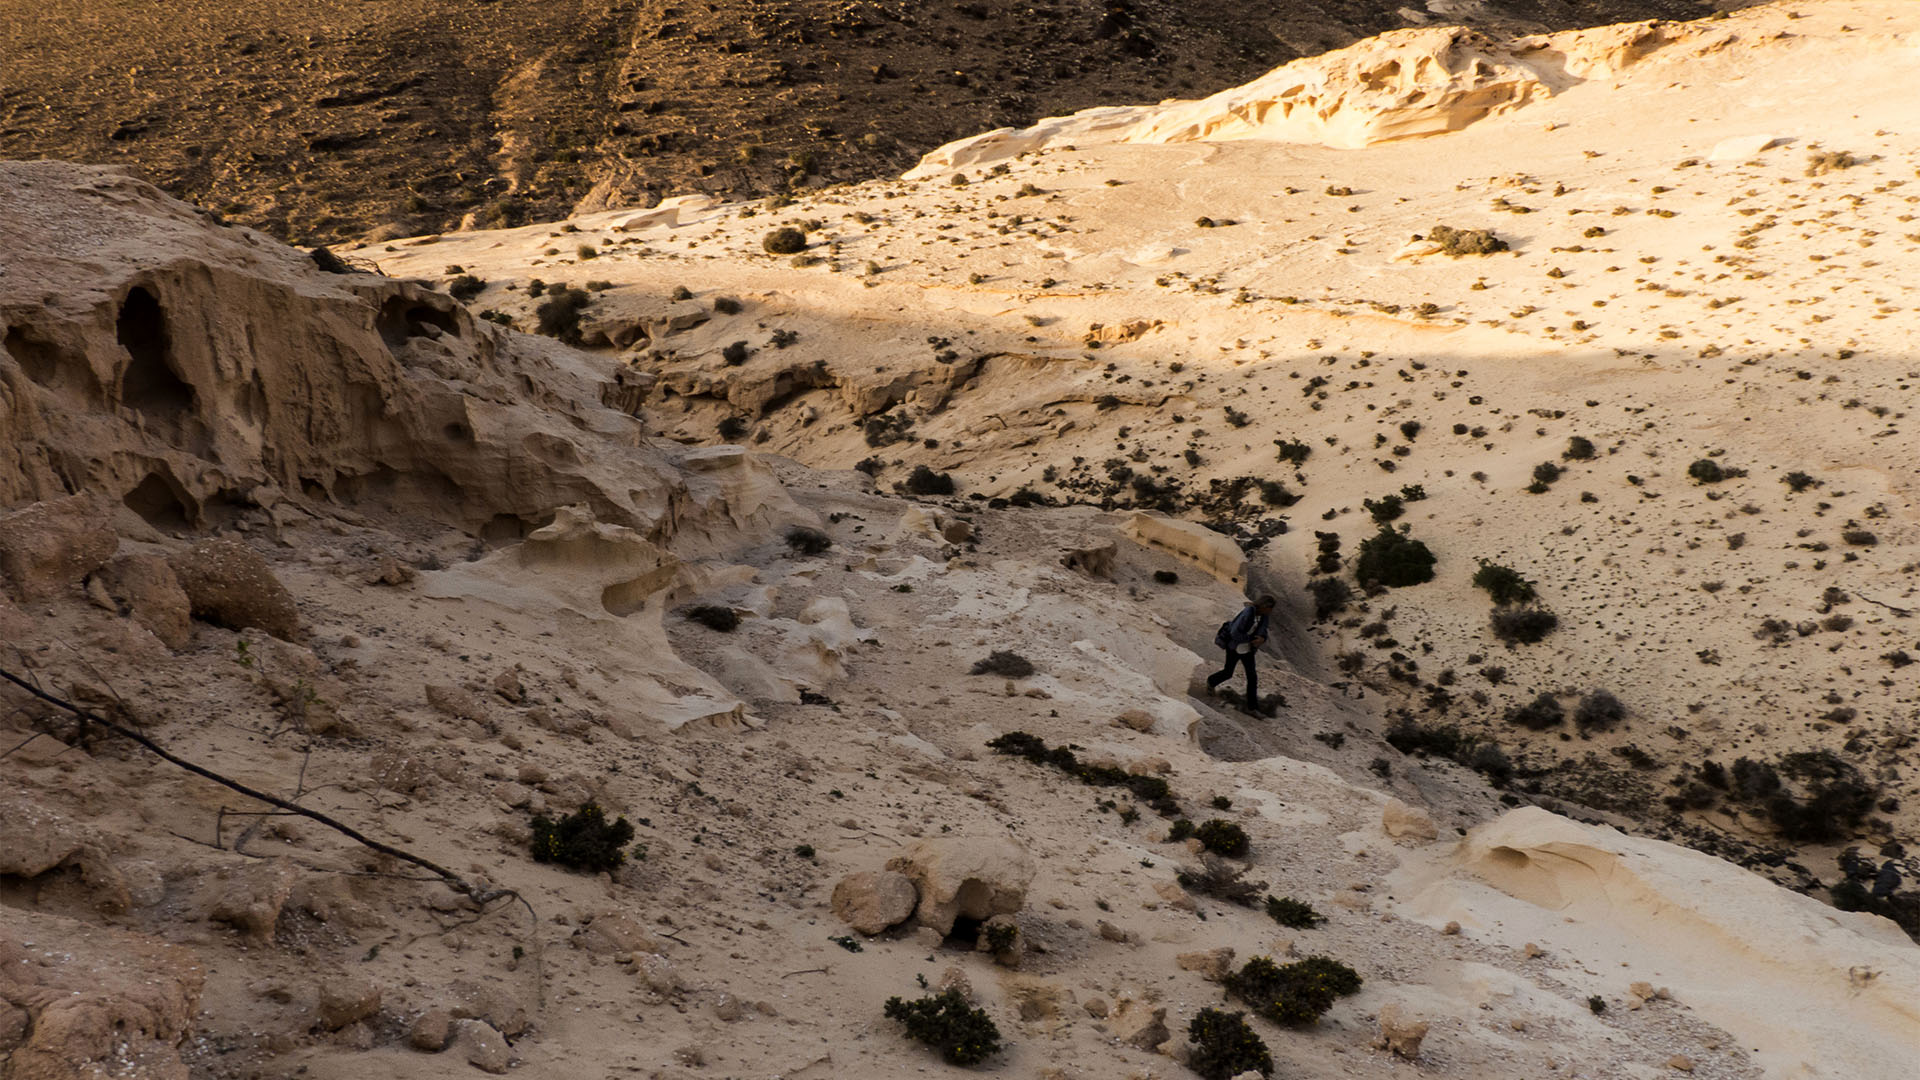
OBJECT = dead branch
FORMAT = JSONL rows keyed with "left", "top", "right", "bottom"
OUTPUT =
{"left": 0, "top": 661, "right": 527, "bottom": 917}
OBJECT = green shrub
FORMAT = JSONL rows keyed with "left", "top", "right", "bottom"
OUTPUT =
{"left": 576, "top": 244, "right": 597, "bottom": 260}
{"left": 905, "top": 465, "right": 956, "bottom": 496}
{"left": 310, "top": 246, "right": 352, "bottom": 274}
{"left": 1506, "top": 693, "right": 1564, "bottom": 730}
{"left": 682, "top": 604, "right": 739, "bottom": 632}
{"left": 530, "top": 803, "right": 635, "bottom": 872}
{"left": 1688, "top": 458, "right": 1729, "bottom": 484}
{"left": 1563, "top": 436, "right": 1596, "bottom": 461}
{"left": 1428, "top": 224, "right": 1508, "bottom": 256}
{"left": 1176, "top": 856, "right": 1264, "bottom": 906}
{"left": 970, "top": 650, "right": 1034, "bottom": 677}
{"left": 1265, "top": 895, "right": 1325, "bottom": 929}
{"left": 1223, "top": 955, "right": 1362, "bottom": 1026}
{"left": 535, "top": 288, "right": 591, "bottom": 344}
{"left": 1490, "top": 606, "right": 1558, "bottom": 644}
{"left": 882, "top": 989, "right": 1002, "bottom": 1066}
{"left": 785, "top": 526, "right": 831, "bottom": 555}
{"left": 987, "top": 731, "right": 1181, "bottom": 817}
{"left": 763, "top": 227, "right": 808, "bottom": 254}
{"left": 1532, "top": 461, "right": 1563, "bottom": 486}
{"left": 1364, "top": 493, "right": 1405, "bottom": 524}
{"left": 1275, "top": 439, "right": 1312, "bottom": 465}
{"left": 1168, "top": 818, "right": 1196, "bottom": 842}
{"left": 1783, "top": 471, "right": 1820, "bottom": 493}
{"left": 721, "top": 341, "right": 751, "bottom": 365}
{"left": 1195, "top": 818, "right": 1249, "bottom": 857}
{"left": 1188, "top": 1008, "right": 1272, "bottom": 1080}
{"left": 1355, "top": 526, "right": 1435, "bottom": 588}
{"left": 1472, "top": 560, "right": 1536, "bottom": 606}
{"left": 713, "top": 296, "right": 743, "bottom": 314}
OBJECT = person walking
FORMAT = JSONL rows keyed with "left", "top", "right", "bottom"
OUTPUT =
{"left": 1207, "top": 596, "right": 1276, "bottom": 715}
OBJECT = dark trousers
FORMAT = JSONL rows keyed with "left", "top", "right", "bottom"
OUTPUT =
{"left": 1207, "top": 648, "right": 1258, "bottom": 711}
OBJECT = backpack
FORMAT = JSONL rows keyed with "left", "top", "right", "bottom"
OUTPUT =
{"left": 1214, "top": 619, "right": 1234, "bottom": 650}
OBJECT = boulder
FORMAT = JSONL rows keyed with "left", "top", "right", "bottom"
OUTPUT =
{"left": 99, "top": 552, "right": 192, "bottom": 649}
{"left": 573, "top": 911, "right": 663, "bottom": 955}
{"left": 196, "top": 858, "right": 298, "bottom": 941}
{"left": 409, "top": 1008, "right": 453, "bottom": 1051}
{"left": 448, "top": 1018, "right": 513, "bottom": 1074}
{"left": 316, "top": 977, "right": 381, "bottom": 1031}
{"left": 1061, "top": 541, "right": 1116, "bottom": 579}
{"left": 0, "top": 495, "right": 117, "bottom": 601}
{"left": 1382, "top": 798, "right": 1439, "bottom": 842}
{"left": 167, "top": 538, "right": 299, "bottom": 639}
{"left": 1109, "top": 997, "right": 1169, "bottom": 1050}
{"left": 885, "top": 836, "right": 1036, "bottom": 935}
{"left": 1175, "top": 947, "right": 1236, "bottom": 982}
{"left": 1373, "top": 1002, "right": 1429, "bottom": 1059}
{"left": 830, "top": 870, "right": 919, "bottom": 935}
{"left": 1116, "top": 708, "right": 1156, "bottom": 732}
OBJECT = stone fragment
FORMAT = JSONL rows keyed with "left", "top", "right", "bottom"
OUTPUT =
{"left": 831, "top": 870, "right": 919, "bottom": 935}
{"left": 1175, "top": 947, "right": 1235, "bottom": 982}
{"left": 99, "top": 552, "right": 192, "bottom": 649}
{"left": 1372, "top": 1002, "right": 1428, "bottom": 1059}
{"left": 316, "top": 977, "right": 381, "bottom": 1030}
{"left": 409, "top": 1008, "right": 453, "bottom": 1051}
{"left": 1109, "top": 997, "right": 1169, "bottom": 1050}
{"left": 1097, "top": 920, "right": 1131, "bottom": 943}
{"left": 168, "top": 537, "right": 300, "bottom": 639}
{"left": 1381, "top": 798, "right": 1438, "bottom": 841}
{"left": 1116, "top": 708, "right": 1156, "bottom": 732}
{"left": 573, "top": 911, "right": 661, "bottom": 955}
{"left": 448, "top": 1018, "right": 512, "bottom": 1073}
{"left": 1666, "top": 1054, "right": 1695, "bottom": 1072}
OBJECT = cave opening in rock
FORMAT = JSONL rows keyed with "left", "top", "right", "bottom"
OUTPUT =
{"left": 122, "top": 470, "right": 192, "bottom": 532}
{"left": 116, "top": 287, "right": 196, "bottom": 431}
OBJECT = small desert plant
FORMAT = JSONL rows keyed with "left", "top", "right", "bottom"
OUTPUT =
{"left": 1805, "top": 150, "right": 1857, "bottom": 176}
{"left": 1490, "top": 606, "right": 1558, "bottom": 644}
{"left": 1153, "top": 570, "right": 1180, "bottom": 585}
{"left": 1564, "top": 435, "right": 1595, "bottom": 460}
{"left": 1187, "top": 1008, "right": 1273, "bottom": 1080}
{"left": 1305, "top": 576, "right": 1352, "bottom": 621}
{"left": 535, "top": 288, "right": 591, "bottom": 344}
{"left": 1355, "top": 526, "right": 1436, "bottom": 588}
{"left": 1195, "top": 818, "right": 1250, "bottom": 857}
{"left": 310, "top": 246, "right": 352, "bottom": 274}
{"left": 763, "top": 227, "right": 808, "bottom": 254}
{"left": 1688, "top": 458, "right": 1733, "bottom": 484}
{"left": 988, "top": 731, "right": 1180, "bottom": 816}
{"left": 1783, "top": 471, "right": 1820, "bottom": 493}
{"left": 682, "top": 605, "right": 739, "bottom": 632}
{"left": 1275, "top": 439, "right": 1312, "bottom": 465}
{"left": 1588, "top": 995, "right": 1607, "bottom": 1014}
{"left": 1506, "top": 692, "right": 1564, "bottom": 730}
{"left": 1532, "top": 461, "right": 1563, "bottom": 486}
{"left": 1364, "top": 493, "right": 1405, "bottom": 524}
{"left": 1224, "top": 955, "right": 1362, "bottom": 1027}
{"left": 448, "top": 274, "right": 486, "bottom": 302}
{"left": 785, "top": 526, "right": 831, "bottom": 555}
{"left": 882, "top": 989, "right": 1003, "bottom": 1066}
{"left": 1176, "top": 854, "right": 1265, "bottom": 906}
{"left": 721, "top": 341, "right": 751, "bottom": 366}
{"left": 576, "top": 243, "right": 597, "bottom": 260}
{"left": 1842, "top": 529, "right": 1878, "bottom": 547}
{"left": 530, "top": 803, "right": 635, "bottom": 873}
{"left": 1473, "top": 560, "right": 1537, "bottom": 606}
{"left": 1573, "top": 689, "right": 1626, "bottom": 733}
{"left": 1265, "top": 895, "right": 1326, "bottom": 929}
{"left": 1428, "top": 224, "right": 1509, "bottom": 256}
{"left": 905, "top": 465, "right": 956, "bottom": 496}
{"left": 970, "top": 650, "right": 1035, "bottom": 677}
{"left": 712, "top": 296, "right": 743, "bottom": 314}
{"left": 1168, "top": 819, "right": 1195, "bottom": 842}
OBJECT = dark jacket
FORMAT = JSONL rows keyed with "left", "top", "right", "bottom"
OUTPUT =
{"left": 1223, "top": 605, "right": 1270, "bottom": 650}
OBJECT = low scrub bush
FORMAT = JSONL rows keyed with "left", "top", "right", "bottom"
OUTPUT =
{"left": 1355, "top": 526, "right": 1435, "bottom": 588}
{"left": 970, "top": 650, "right": 1034, "bottom": 677}
{"left": 762, "top": 227, "right": 808, "bottom": 254}
{"left": 1177, "top": 854, "right": 1264, "bottom": 906}
{"left": 448, "top": 274, "right": 486, "bottom": 302}
{"left": 1506, "top": 693, "right": 1564, "bottom": 731}
{"left": 530, "top": 803, "right": 635, "bottom": 873}
{"left": 905, "top": 465, "right": 956, "bottom": 496}
{"left": 1195, "top": 818, "right": 1249, "bottom": 857}
{"left": 785, "top": 526, "right": 831, "bottom": 555}
{"left": 1188, "top": 1009, "right": 1272, "bottom": 1080}
{"left": 1428, "top": 225, "right": 1508, "bottom": 256}
{"left": 1687, "top": 457, "right": 1744, "bottom": 483}
{"left": 1265, "top": 895, "right": 1325, "bottom": 929}
{"left": 1490, "top": 606, "right": 1558, "bottom": 644}
{"left": 1472, "top": 560, "right": 1536, "bottom": 606}
{"left": 535, "top": 287, "right": 591, "bottom": 344}
{"left": 882, "top": 989, "right": 1002, "bottom": 1066}
{"left": 1305, "top": 576, "right": 1351, "bottom": 621}
{"left": 1224, "top": 955, "right": 1363, "bottom": 1026}
{"left": 682, "top": 604, "right": 739, "bottom": 632}
{"left": 1573, "top": 689, "right": 1626, "bottom": 733}
{"left": 1564, "top": 435, "right": 1596, "bottom": 460}
{"left": 987, "top": 731, "right": 1180, "bottom": 816}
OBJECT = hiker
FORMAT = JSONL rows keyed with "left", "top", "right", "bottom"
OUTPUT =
{"left": 1208, "top": 596, "right": 1276, "bottom": 714}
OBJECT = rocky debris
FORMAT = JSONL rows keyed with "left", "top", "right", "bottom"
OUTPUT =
{"left": 444, "top": 979, "right": 533, "bottom": 1039}
{"left": 1382, "top": 798, "right": 1439, "bottom": 842}
{"left": 573, "top": 911, "right": 664, "bottom": 955}
{"left": 976, "top": 914, "right": 1024, "bottom": 967}
{"left": 0, "top": 795, "right": 133, "bottom": 914}
{"left": 1372, "top": 1002, "right": 1429, "bottom": 1059}
{"left": 425, "top": 682, "right": 491, "bottom": 725}
{"left": 0, "top": 495, "right": 116, "bottom": 601}
{"left": 1176, "top": 947, "right": 1236, "bottom": 982}
{"left": 409, "top": 1008, "right": 454, "bottom": 1051}
{"left": 168, "top": 538, "right": 300, "bottom": 640}
{"left": 885, "top": 836, "right": 1035, "bottom": 936}
{"left": 1096, "top": 920, "right": 1132, "bottom": 944}
{"left": 1107, "top": 996, "right": 1169, "bottom": 1050}
{"left": 1628, "top": 981, "right": 1673, "bottom": 1009}
{"left": 1061, "top": 540, "right": 1116, "bottom": 579}
{"left": 448, "top": 1018, "right": 513, "bottom": 1073}
{"left": 830, "top": 869, "right": 919, "bottom": 935}
{"left": 0, "top": 911, "right": 205, "bottom": 1080}
{"left": 1667, "top": 1054, "right": 1696, "bottom": 1072}
{"left": 97, "top": 551, "right": 192, "bottom": 649}
{"left": 316, "top": 977, "right": 382, "bottom": 1031}
{"left": 1115, "top": 708, "right": 1157, "bottom": 732}
{"left": 195, "top": 858, "right": 298, "bottom": 941}
{"left": 1083, "top": 995, "right": 1110, "bottom": 1018}
{"left": 1120, "top": 512, "right": 1246, "bottom": 586}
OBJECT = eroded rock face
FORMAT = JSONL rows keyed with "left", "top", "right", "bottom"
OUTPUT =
{"left": 0, "top": 495, "right": 116, "bottom": 601}
{"left": 0, "top": 910, "right": 205, "bottom": 1080}
{"left": 98, "top": 551, "right": 192, "bottom": 649}
{"left": 885, "top": 836, "right": 1036, "bottom": 936}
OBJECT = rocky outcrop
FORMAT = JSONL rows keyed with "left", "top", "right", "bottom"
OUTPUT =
{"left": 885, "top": 836, "right": 1036, "bottom": 936}
{"left": 0, "top": 495, "right": 116, "bottom": 601}
{"left": 167, "top": 537, "right": 300, "bottom": 640}
{"left": 1121, "top": 512, "right": 1246, "bottom": 587}
{"left": 832, "top": 870, "right": 920, "bottom": 935}
{"left": 908, "top": 21, "right": 1689, "bottom": 174}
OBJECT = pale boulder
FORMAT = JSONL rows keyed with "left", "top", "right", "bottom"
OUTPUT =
{"left": 1176, "top": 947, "right": 1236, "bottom": 982}
{"left": 1372, "top": 1002, "right": 1429, "bottom": 1059}
{"left": 830, "top": 870, "right": 919, "bottom": 935}
{"left": 885, "top": 836, "right": 1035, "bottom": 935}
{"left": 1382, "top": 798, "right": 1439, "bottom": 842}
{"left": 448, "top": 1018, "right": 513, "bottom": 1074}
{"left": 1108, "top": 997, "right": 1169, "bottom": 1050}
